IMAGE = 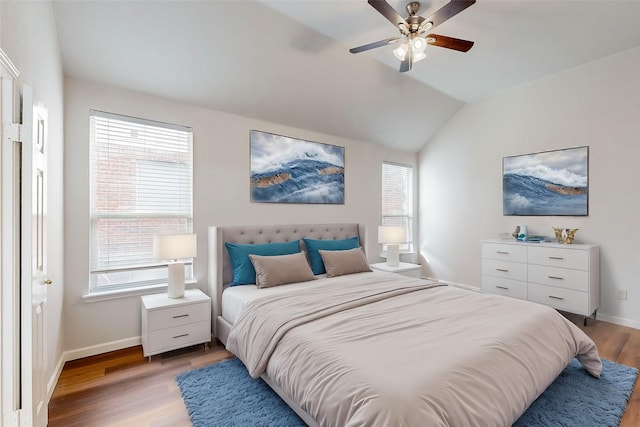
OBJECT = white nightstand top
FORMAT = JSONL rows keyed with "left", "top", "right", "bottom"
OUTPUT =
{"left": 141, "top": 288, "right": 209, "bottom": 310}
{"left": 370, "top": 262, "right": 421, "bottom": 274}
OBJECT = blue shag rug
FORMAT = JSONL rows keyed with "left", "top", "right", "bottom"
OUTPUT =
{"left": 176, "top": 358, "right": 637, "bottom": 427}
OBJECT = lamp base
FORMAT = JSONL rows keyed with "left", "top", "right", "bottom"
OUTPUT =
{"left": 386, "top": 244, "right": 400, "bottom": 267}
{"left": 167, "top": 262, "right": 185, "bottom": 299}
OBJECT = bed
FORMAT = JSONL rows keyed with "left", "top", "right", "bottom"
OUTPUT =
{"left": 208, "top": 223, "right": 601, "bottom": 427}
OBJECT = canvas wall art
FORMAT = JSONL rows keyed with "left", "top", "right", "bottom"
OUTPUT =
{"left": 503, "top": 146, "right": 588, "bottom": 216}
{"left": 250, "top": 130, "right": 345, "bottom": 204}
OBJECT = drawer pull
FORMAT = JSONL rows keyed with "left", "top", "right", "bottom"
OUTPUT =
{"left": 496, "top": 268, "right": 509, "bottom": 272}
{"left": 548, "top": 275, "right": 564, "bottom": 280}
{"left": 173, "top": 333, "right": 189, "bottom": 339}
{"left": 173, "top": 314, "right": 190, "bottom": 319}
{"left": 548, "top": 256, "right": 564, "bottom": 260}
{"left": 548, "top": 295, "right": 564, "bottom": 301}
{"left": 496, "top": 251, "right": 509, "bottom": 255}
{"left": 496, "top": 285, "right": 509, "bottom": 290}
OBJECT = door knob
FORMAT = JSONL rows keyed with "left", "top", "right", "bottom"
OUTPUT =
{"left": 42, "top": 279, "right": 53, "bottom": 285}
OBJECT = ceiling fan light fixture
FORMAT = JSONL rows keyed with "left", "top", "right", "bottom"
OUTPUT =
{"left": 393, "top": 41, "right": 427, "bottom": 63}
{"left": 393, "top": 42, "right": 409, "bottom": 61}
{"left": 411, "top": 36, "right": 427, "bottom": 53}
{"left": 414, "top": 51, "right": 426, "bottom": 63}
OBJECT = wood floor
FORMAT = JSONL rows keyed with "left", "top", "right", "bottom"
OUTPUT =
{"left": 49, "top": 314, "right": 640, "bottom": 426}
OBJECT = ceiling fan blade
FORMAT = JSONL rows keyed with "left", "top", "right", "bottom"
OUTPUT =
{"left": 350, "top": 37, "right": 402, "bottom": 54}
{"left": 427, "top": 34, "right": 474, "bottom": 52}
{"left": 368, "top": 0, "right": 409, "bottom": 29}
{"left": 425, "top": 0, "right": 475, "bottom": 29}
{"left": 399, "top": 48, "right": 413, "bottom": 73}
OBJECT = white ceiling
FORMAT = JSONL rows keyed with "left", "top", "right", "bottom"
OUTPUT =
{"left": 51, "top": 0, "right": 640, "bottom": 152}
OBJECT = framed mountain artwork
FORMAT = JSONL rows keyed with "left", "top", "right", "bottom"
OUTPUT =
{"left": 250, "top": 130, "right": 345, "bottom": 204}
{"left": 503, "top": 146, "right": 588, "bottom": 216}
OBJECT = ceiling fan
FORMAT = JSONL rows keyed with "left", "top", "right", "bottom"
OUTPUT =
{"left": 350, "top": 0, "right": 476, "bottom": 72}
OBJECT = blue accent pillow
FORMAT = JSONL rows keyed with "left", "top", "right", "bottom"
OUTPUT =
{"left": 225, "top": 240, "right": 301, "bottom": 286}
{"left": 303, "top": 236, "right": 360, "bottom": 275}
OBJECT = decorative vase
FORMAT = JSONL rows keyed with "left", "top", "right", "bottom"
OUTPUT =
{"left": 517, "top": 225, "right": 528, "bottom": 241}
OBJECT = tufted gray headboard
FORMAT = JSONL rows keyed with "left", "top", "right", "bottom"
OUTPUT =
{"left": 208, "top": 223, "right": 365, "bottom": 341}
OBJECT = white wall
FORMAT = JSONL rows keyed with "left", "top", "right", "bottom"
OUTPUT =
{"left": 64, "top": 78, "right": 417, "bottom": 353}
{"left": 418, "top": 46, "right": 640, "bottom": 327}
{"left": 0, "top": 0, "right": 66, "bottom": 394}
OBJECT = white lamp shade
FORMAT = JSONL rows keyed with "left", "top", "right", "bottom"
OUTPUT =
{"left": 153, "top": 234, "right": 197, "bottom": 260}
{"left": 378, "top": 226, "right": 406, "bottom": 244}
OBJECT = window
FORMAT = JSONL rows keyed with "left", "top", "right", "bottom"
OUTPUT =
{"left": 89, "top": 111, "right": 193, "bottom": 293}
{"left": 382, "top": 162, "right": 413, "bottom": 252}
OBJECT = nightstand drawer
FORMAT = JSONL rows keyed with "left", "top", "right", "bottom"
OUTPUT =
{"left": 528, "top": 246, "right": 588, "bottom": 270}
{"left": 528, "top": 283, "right": 588, "bottom": 314}
{"left": 482, "top": 276, "right": 527, "bottom": 300}
{"left": 528, "top": 265, "right": 588, "bottom": 291}
{"left": 146, "top": 321, "right": 210, "bottom": 355}
{"left": 482, "top": 243, "right": 527, "bottom": 263}
{"left": 147, "top": 301, "right": 210, "bottom": 331}
{"left": 482, "top": 259, "right": 527, "bottom": 281}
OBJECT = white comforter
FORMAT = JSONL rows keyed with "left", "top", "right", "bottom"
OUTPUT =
{"left": 227, "top": 272, "right": 601, "bottom": 427}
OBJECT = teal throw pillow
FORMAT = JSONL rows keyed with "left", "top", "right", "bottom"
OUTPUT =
{"left": 225, "top": 240, "right": 301, "bottom": 286}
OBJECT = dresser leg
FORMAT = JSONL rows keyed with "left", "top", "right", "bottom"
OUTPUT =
{"left": 584, "top": 309, "right": 598, "bottom": 327}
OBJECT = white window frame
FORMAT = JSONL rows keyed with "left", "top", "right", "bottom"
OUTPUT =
{"left": 382, "top": 161, "right": 414, "bottom": 253}
{"left": 88, "top": 110, "right": 194, "bottom": 295}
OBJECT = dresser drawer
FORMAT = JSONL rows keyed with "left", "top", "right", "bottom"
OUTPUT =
{"left": 146, "top": 320, "right": 211, "bottom": 355}
{"left": 528, "top": 283, "right": 588, "bottom": 314}
{"left": 482, "top": 243, "right": 527, "bottom": 263}
{"left": 482, "top": 259, "right": 527, "bottom": 281}
{"left": 147, "top": 301, "right": 210, "bottom": 332}
{"left": 482, "top": 276, "right": 527, "bottom": 300}
{"left": 528, "top": 246, "right": 589, "bottom": 270}
{"left": 528, "top": 265, "right": 588, "bottom": 291}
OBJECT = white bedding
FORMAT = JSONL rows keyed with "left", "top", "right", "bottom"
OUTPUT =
{"left": 221, "top": 276, "right": 328, "bottom": 324}
{"left": 227, "top": 271, "right": 601, "bottom": 427}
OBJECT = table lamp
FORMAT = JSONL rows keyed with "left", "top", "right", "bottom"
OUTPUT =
{"left": 378, "top": 225, "right": 406, "bottom": 267}
{"left": 153, "top": 233, "right": 197, "bottom": 298}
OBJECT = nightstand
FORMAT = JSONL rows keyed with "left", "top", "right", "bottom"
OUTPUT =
{"left": 141, "top": 288, "right": 211, "bottom": 360}
{"left": 370, "top": 262, "right": 422, "bottom": 278}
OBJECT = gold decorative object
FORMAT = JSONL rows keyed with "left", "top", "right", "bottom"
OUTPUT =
{"left": 553, "top": 227, "right": 578, "bottom": 244}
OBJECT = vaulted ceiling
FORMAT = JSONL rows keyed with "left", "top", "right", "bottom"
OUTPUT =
{"left": 51, "top": 0, "right": 640, "bottom": 152}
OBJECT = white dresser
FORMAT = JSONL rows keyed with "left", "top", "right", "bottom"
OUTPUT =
{"left": 482, "top": 239, "right": 599, "bottom": 325}
{"left": 141, "top": 288, "right": 211, "bottom": 358}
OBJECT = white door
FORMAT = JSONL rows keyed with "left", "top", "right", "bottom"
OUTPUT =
{"left": 20, "top": 84, "right": 49, "bottom": 427}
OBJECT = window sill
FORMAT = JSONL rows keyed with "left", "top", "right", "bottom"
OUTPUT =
{"left": 82, "top": 280, "right": 198, "bottom": 303}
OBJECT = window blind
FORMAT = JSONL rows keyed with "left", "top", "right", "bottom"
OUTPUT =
{"left": 89, "top": 110, "right": 193, "bottom": 291}
{"left": 382, "top": 162, "right": 413, "bottom": 249}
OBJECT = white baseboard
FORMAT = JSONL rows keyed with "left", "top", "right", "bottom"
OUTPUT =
{"left": 63, "top": 336, "right": 141, "bottom": 362}
{"left": 47, "top": 354, "right": 66, "bottom": 402}
{"left": 595, "top": 313, "right": 640, "bottom": 330}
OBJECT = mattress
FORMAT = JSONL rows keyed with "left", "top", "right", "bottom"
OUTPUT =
{"left": 221, "top": 276, "right": 328, "bottom": 325}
